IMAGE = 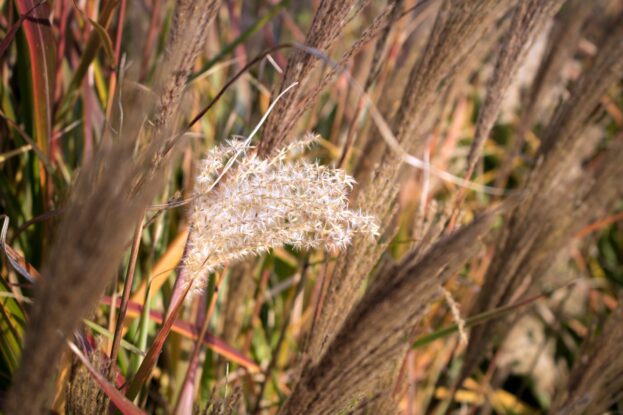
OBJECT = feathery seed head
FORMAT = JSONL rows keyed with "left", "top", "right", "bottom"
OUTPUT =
{"left": 184, "top": 134, "right": 378, "bottom": 296}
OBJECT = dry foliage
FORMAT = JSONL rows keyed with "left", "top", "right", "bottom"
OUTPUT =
{"left": 0, "top": 1, "right": 622, "bottom": 414}
{"left": 282, "top": 209, "right": 499, "bottom": 414}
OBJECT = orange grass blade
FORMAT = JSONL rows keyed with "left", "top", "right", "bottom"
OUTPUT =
{"left": 0, "top": 226, "right": 257, "bottom": 372}
{"left": 129, "top": 227, "right": 189, "bottom": 306}
{"left": 575, "top": 211, "right": 623, "bottom": 239}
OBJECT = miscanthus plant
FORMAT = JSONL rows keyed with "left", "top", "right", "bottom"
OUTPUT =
{"left": 183, "top": 134, "right": 379, "bottom": 296}
{"left": 2, "top": 1, "right": 623, "bottom": 414}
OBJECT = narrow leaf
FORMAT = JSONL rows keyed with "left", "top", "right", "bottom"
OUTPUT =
{"left": 58, "top": 0, "right": 120, "bottom": 118}
{"left": 87, "top": 17, "right": 116, "bottom": 66}
{"left": 411, "top": 290, "right": 552, "bottom": 349}
{"left": 83, "top": 319, "right": 145, "bottom": 357}
{"left": 15, "top": 0, "right": 56, "bottom": 155}
{"left": 0, "top": 0, "right": 47, "bottom": 58}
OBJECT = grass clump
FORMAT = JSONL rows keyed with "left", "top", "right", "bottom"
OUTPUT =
{"left": 0, "top": 1, "right": 622, "bottom": 414}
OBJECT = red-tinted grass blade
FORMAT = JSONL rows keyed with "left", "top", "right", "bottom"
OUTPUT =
{"left": 0, "top": 0, "right": 46, "bottom": 59}
{"left": 15, "top": 0, "right": 56, "bottom": 156}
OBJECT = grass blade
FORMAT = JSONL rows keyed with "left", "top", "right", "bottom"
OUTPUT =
{"left": 15, "top": 0, "right": 55, "bottom": 155}
{"left": 125, "top": 284, "right": 191, "bottom": 401}
{"left": 0, "top": 0, "right": 47, "bottom": 59}
{"left": 110, "top": 216, "right": 144, "bottom": 363}
{"left": 411, "top": 290, "right": 552, "bottom": 349}
{"left": 82, "top": 319, "right": 145, "bottom": 357}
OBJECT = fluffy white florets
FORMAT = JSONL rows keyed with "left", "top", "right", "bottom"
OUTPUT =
{"left": 183, "top": 134, "right": 378, "bottom": 295}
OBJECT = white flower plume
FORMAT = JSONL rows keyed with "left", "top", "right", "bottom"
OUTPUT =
{"left": 183, "top": 134, "right": 379, "bottom": 295}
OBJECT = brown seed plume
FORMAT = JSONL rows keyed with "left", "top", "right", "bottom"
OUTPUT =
{"left": 464, "top": 0, "right": 564, "bottom": 179}
{"left": 550, "top": 306, "right": 623, "bottom": 415}
{"left": 66, "top": 348, "right": 111, "bottom": 415}
{"left": 458, "top": 11, "right": 623, "bottom": 389}
{"left": 280, "top": 209, "right": 499, "bottom": 414}
{"left": 496, "top": 0, "right": 595, "bottom": 187}
{"left": 258, "top": 0, "right": 360, "bottom": 156}
{"left": 306, "top": 0, "right": 513, "bottom": 360}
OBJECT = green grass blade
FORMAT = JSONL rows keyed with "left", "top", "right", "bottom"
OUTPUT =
{"left": 412, "top": 291, "right": 550, "bottom": 349}
{"left": 83, "top": 319, "right": 145, "bottom": 357}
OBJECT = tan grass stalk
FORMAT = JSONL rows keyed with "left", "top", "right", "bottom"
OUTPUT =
{"left": 155, "top": 0, "right": 220, "bottom": 143}
{"left": 392, "top": 0, "right": 511, "bottom": 151}
{"left": 521, "top": 0, "right": 594, "bottom": 135}
{"left": 365, "top": 0, "right": 405, "bottom": 90}
{"left": 458, "top": 12, "right": 623, "bottom": 388}
{"left": 448, "top": 0, "right": 563, "bottom": 228}
{"left": 350, "top": 4, "right": 437, "bottom": 181}
{"left": 440, "top": 286, "right": 468, "bottom": 346}
{"left": 285, "top": 1, "right": 406, "bottom": 143}
{"left": 550, "top": 306, "right": 623, "bottom": 415}
{"left": 3, "top": 2, "right": 220, "bottom": 413}
{"left": 279, "top": 208, "right": 500, "bottom": 414}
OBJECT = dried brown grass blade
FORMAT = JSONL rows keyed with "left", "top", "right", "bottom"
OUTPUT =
{"left": 1, "top": 216, "right": 40, "bottom": 283}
